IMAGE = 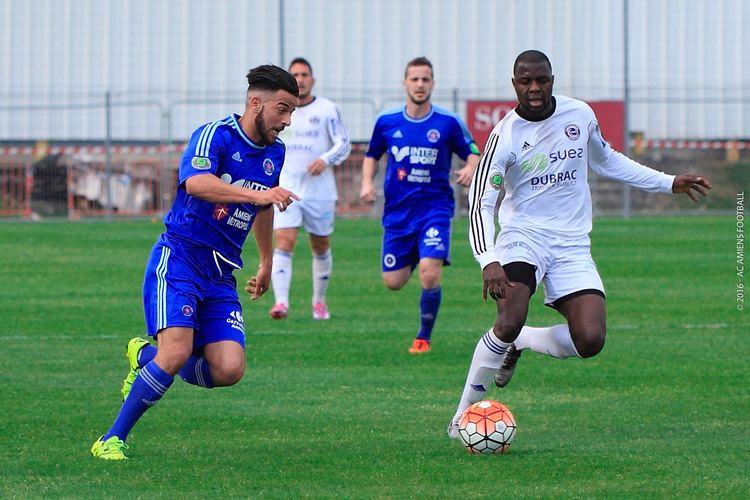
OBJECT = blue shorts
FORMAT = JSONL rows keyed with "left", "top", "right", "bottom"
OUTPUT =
{"left": 381, "top": 217, "right": 452, "bottom": 272}
{"left": 142, "top": 235, "right": 246, "bottom": 350}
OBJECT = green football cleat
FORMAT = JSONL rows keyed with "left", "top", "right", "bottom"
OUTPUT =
{"left": 120, "top": 337, "right": 150, "bottom": 401}
{"left": 91, "top": 435, "right": 129, "bottom": 460}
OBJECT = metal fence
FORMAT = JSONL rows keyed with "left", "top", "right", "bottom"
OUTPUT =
{"left": 0, "top": 90, "right": 747, "bottom": 220}
{"left": 1, "top": 141, "right": 745, "bottom": 221}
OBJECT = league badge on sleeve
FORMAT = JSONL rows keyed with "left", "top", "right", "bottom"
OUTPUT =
{"left": 191, "top": 156, "right": 212, "bottom": 170}
{"left": 491, "top": 174, "right": 504, "bottom": 190}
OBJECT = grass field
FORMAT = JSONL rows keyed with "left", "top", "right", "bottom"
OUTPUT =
{"left": 0, "top": 215, "right": 747, "bottom": 498}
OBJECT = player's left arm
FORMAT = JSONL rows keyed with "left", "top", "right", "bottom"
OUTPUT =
{"left": 454, "top": 153, "right": 480, "bottom": 187}
{"left": 670, "top": 174, "right": 712, "bottom": 202}
{"left": 450, "top": 115, "right": 482, "bottom": 186}
{"left": 587, "top": 120, "right": 711, "bottom": 199}
{"left": 244, "top": 206, "right": 274, "bottom": 300}
{"left": 310, "top": 106, "right": 351, "bottom": 175}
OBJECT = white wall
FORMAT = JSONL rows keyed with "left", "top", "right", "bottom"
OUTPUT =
{"left": 0, "top": 0, "right": 747, "bottom": 141}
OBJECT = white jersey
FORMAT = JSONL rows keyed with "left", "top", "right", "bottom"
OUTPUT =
{"left": 468, "top": 95, "right": 675, "bottom": 269}
{"left": 278, "top": 96, "right": 350, "bottom": 201}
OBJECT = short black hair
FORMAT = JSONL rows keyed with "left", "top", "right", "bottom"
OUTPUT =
{"left": 404, "top": 56, "right": 433, "bottom": 79}
{"left": 288, "top": 57, "right": 313, "bottom": 75}
{"left": 513, "top": 50, "right": 552, "bottom": 74}
{"left": 246, "top": 64, "right": 299, "bottom": 97}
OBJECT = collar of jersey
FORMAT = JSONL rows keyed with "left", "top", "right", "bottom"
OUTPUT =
{"left": 401, "top": 105, "right": 434, "bottom": 123}
{"left": 231, "top": 114, "right": 266, "bottom": 149}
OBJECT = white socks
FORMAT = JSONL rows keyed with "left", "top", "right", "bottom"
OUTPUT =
{"left": 271, "top": 249, "right": 292, "bottom": 305}
{"left": 272, "top": 248, "right": 332, "bottom": 306}
{"left": 452, "top": 329, "right": 510, "bottom": 421}
{"left": 451, "top": 324, "right": 581, "bottom": 423}
{"left": 312, "top": 250, "right": 332, "bottom": 305}
{"left": 514, "top": 325, "right": 581, "bottom": 359}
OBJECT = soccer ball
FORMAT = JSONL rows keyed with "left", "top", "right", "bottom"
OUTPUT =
{"left": 458, "top": 400, "right": 516, "bottom": 454}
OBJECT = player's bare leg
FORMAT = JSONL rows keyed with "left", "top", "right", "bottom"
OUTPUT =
{"left": 557, "top": 292, "right": 606, "bottom": 358}
{"left": 203, "top": 340, "right": 246, "bottom": 386}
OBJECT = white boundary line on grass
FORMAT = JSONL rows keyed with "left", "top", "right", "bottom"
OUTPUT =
{"left": 609, "top": 323, "right": 729, "bottom": 331}
{"left": 0, "top": 322, "right": 732, "bottom": 340}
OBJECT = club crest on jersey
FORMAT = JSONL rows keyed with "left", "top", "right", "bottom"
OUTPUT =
{"left": 263, "top": 158, "right": 275, "bottom": 176}
{"left": 490, "top": 174, "right": 503, "bottom": 189}
{"left": 426, "top": 129, "right": 441, "bottom": 143}
{"left": 564, "top": 124, "right": 580, "bottom": 141}
{"left": 213, "top": 204, "right": 230, "bottom": 220}
{"left": 191, "top": 156, "right": 211, "bottom": 170}
{"left": 182, "top": 305, "right": 194, "bottom": 317}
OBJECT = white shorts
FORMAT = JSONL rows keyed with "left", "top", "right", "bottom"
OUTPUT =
{"left": 496, "top": 229, "right": 605, "bottom": 306}
{"left": 273, "top": 198, "right": 335, "bottom": 236}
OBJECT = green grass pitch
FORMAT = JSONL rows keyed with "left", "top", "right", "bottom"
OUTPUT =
{"left": 0, "top": 215, "right": 746, "bottom": 498}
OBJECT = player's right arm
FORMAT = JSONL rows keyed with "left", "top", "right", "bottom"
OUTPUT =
{"left": 360, "top": 119, "right": 386, "bottom": 203}
{"left": 185, "top": 174, "right": 298, "bottom": 210}
{"left": 180, "top": 122, "right": 298, "bottom": 209}
{"left": 468, "top": 131, "right": 514, "bottom": 301}
{"left": 360, "top": 156, "right": 379, "bottom": 203}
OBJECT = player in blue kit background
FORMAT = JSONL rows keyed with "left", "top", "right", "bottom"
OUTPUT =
{"left": 91, "top": 65, "right": 300, "bottom": 460}
{"left": 360, "top": 57, "right": 480, "bottom": 354}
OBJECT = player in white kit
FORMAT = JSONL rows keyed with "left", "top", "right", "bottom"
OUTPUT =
{"left": 448, "top": 50, "right": 712, "bottom": 437}
{"left": 270, "top": 58, "right": 351, "bottom": 320}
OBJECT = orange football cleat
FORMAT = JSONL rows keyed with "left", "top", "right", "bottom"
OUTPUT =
{"left": 408, "top": 339, "right": 431, "bottom": 354}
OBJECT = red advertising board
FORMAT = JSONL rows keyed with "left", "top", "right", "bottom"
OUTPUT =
{"left": 466, "top": 100, "right": 624, "bottom": 152}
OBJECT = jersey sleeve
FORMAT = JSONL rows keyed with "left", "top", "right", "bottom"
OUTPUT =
{"left": 320, "top": 105, "right": 351, "bottom": 167}
{"left": 468, "top": 131, "right": 512, "bottom": 269}
{"left": 449, "top": 115, "right": 480, "bottom": 160}
{"left": 587, "top": 120, "right": 674, "bottom": 192}
{"left": 365, "top": 118, "right": 387, "bottom": 160}
{"left": 178, "top": 121, "right": 228, "bottom": 185}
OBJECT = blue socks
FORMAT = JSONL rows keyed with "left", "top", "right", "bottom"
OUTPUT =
{"left": 137, "top": 344, "right": 214, "bottom": 388}
{"left": 104, "top": 361, "right": 173, "bottom": 441}
{"left": 417, "top": 286, "right": 442, "bottom": 341}
{"left": 178, "top": 355, "right": 215, "bottom": 388}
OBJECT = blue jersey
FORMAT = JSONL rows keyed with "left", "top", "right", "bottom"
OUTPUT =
{"left": 365, "top": 105, "right": 477, "bottom": 228}
{"left": 163, "top": 114, "right": 285, "bottom": 268}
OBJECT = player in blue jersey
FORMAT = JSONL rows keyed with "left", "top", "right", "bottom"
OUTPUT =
{"left": 91, "top": 65, "right": 300, "bottom": 460}
{"left": 360, "top": 57, "right": 480, "bottom": 354}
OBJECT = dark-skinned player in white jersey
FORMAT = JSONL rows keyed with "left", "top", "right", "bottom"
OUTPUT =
{"left": 448, "top": 50, "right": 711, "bottom": 437}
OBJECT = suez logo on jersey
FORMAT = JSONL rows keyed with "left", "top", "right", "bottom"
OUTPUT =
{"left": 518, "top": 148, "right": 583, "bottom": 190}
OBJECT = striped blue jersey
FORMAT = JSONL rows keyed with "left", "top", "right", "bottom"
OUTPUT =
{"left": 365, "top": 105, "right": 477, "bottom": 228}
{"left": 163, "top": 114, "right": 286, "bottom": 267}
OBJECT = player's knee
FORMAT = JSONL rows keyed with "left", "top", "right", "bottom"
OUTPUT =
{"left": 382, "top": 275, "right": 406, "bottom": 291}
{"left": 571, "top": 326, "right": 606, "bottom": 358}
{"left": 211, "top": 361, "right": 246, "bottom": 386}
{"left": 418, "top": 269, "right": 440, "bottom": 289}
{"left": 493, "top": 319, "right": 524, "bottom": 341}
{"left": 154, "top": 346, "right": 193, "bottom": 374}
